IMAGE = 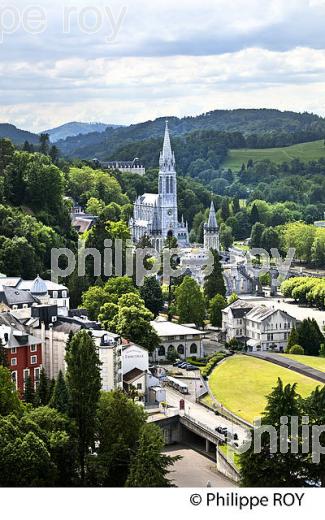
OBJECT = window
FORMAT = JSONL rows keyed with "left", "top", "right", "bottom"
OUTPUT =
{"left": 11, "top": 347, "right": 17, "bottom": 354}
{"left": 23, "top": 369, "right": 30, "bottom": 381}
{"left": 23, "top": 304, "right": 29, "bottom": 309}
{"left": 12, "top": 305, "right": 18, "bottom": 310}
{"left": 168, "top": 345, "right": 175, "bottom": 353}
{"left": 62, "top": 291, "right": 67, "bottom": 298}
{"left": 31, "top": 355, "right": 37, "bottom": 365}
{"left": 34, "top": 367, "right": 41, "bottom": 382}
{"left": 53, "top": 291, "right": 58, "bottom": 299}
{"left": 11, "top": 358, "right": 17, "bottom": 366}
{"left": 30, "top": 345, "right": 37, "bottom": 353}
{"left": 158, "top": 346, "right": 166, "bottom": 357}
{"left": 137, "top": 383, "right": 142, "bottom": 390}
{"left": 11, "top": 371, "right": 17, "bottom": 389}
{"left": 190, "top": 343, "right": 197, "bottom": 354}
{"left": 177, "top": 344, "right": 184, "bottom": 355}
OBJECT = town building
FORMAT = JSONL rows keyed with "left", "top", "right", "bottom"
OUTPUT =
{"left": 222, "top": 299, "right": 298, "bottom": 352}
{"left": 101, "top": 158, "right": 146, "bottom": 176}
{"left": 151, "top": 318, "right": 205, "bottom": 361}
{"left": 129, "top": 122, "right": 189, "bottom": 250}
{"left": 0, "top": 313, "right": 42, "bottom": 395}
{"left": 0, "top": 275, "right": 70, "bottom": 317}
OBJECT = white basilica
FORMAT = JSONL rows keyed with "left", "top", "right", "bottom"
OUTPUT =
{"left": 129, "top": 122, "right": 190, "bottom": 251}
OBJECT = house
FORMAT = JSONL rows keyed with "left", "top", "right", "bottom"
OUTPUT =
{"left": 151, "top": 319, "right": 205, "bottom": 361}
{"left": 101, "top": 158, "right": 145, "bottom": 176}
{"left": 222, "top": 300, "right": 297, "bottom": 352}
{"left": 222, "top": 300, "right": 255, "bottom": 342}
{"left": 0, "top": 313, "right": 42, "bottom": 395}
{"left": 0, "top": 275, "right": 70, "bottom": 317}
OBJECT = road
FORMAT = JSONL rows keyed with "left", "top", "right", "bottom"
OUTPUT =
{"left": 164, "top": 445, "right": 236, "bottom": 487}
{"left": 165, "top": 386, "right": 248, "bottom": 444}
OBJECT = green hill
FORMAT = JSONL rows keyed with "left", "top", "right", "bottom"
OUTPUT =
{"left": 223, "top": 139, "right": 325, "bottom": 170}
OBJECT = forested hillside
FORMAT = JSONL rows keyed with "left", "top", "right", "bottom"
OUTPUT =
{"left": 0, "top": 124, "right": 39, "bottom": 146}
{"left": 55, "top": 109, "right": 325, "bottom": 159}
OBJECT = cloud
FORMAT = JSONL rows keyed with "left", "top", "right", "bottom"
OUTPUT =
{"left": 1, "top": 0, "right": 325, "bottom": 130}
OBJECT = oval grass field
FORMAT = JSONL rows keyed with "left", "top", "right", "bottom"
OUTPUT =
{"left": 208, "top": 355, "right": 322, "bottom": 424}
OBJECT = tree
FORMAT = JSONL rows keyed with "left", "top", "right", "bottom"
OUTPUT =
{"left": 175, "top": 276, "right": 205, "bottom": 328}
{"left": 114, "top": 293, "right": 160, "bottom": 353}
{"left": 95, "top": 391, "right": 147, "bottom": 486}
{"left": 240, "top": 379, "right": 306, "bottom": 487}
{"left": 297, "top": 318, "right": 324, "bottom": 356}
{"left": 289, "top": 344, "right": 304, "bottom": 355}
{"left": 303, "top": 386, "right": 325, "bottom": 486}
{"left": 250, "top": 203, "right": 260, "bottom": 225}
{"left": 39, "top": 133, "right": 50, "bottom": 155}
{"left": 228, "top": 292, "right": 238, "bottom": 305}
{"left": 219, "top": 223, "right": 233, "bottom": 250}
{"left": 204, "top": 249, "right": 226, "bottom": 300}
{"left": 250, "top": 222, "right": 266, "bottom": 248}
{"left": 50, "top": 370, "right": 70, "bottom": 415}
{"left": 0, "top": 366, "right": 22, "bottom": 415}
{"left": 34, "top": 368, "right": 49, "bottom": 406}
{"left": 209, "top": 294, "right": 227, "bottom": 327}
{"left": 286, "top": 326, "right": 299, "bottom": 352}
{"left": 126, "top": 423, "right": 180, "bottom": 487}
{"left": 65, "top": 330, "right": 102, "bottom": 483}
{"left": 140, "top": 276, "right": 163, "bottom": 318}
{"left": 24, "top": 375, "right": 35, "bottom": 405}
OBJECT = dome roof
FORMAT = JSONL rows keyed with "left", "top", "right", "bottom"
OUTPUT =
{"left": 31, "top": 276, "right": 48, "bottom": 295}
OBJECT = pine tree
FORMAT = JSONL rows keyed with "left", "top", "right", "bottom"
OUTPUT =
{"left": 250, "top": 203, "right": 260, "bottom": 225}
{"left": 240, "top": 379, "right": 306, "bottom": 487}
{"left": 34, "top": 368, "right": 49, "bottom": 406}
{"left": 297, "top": 318, "right": 324, "bottom": 356}
{"left": 286, "top": 326, "right": 299, "bottom": 352}
{"left": 50, "top": 370, "right": 70, "bottom": 415}
{"left": 204, "top": 249, "right": 226, "bottom": 300}
{"left": 126, "top": 424, "right": 180, "bottom": 487}
{"left": 24, "top": 375, "right": 35, "bottom": 405}
{"left": 209, "top": 294, "right": 227, "bottom": 327}
{"left": 65, "top": 330, "right": 102, "bottom": 484}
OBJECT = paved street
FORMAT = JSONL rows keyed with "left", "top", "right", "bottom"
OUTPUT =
{"left": 164, "top": 445, "right": 235, "bottom": 487}
{"left": 165, "top": 387, "right": 248, "bottom": 443}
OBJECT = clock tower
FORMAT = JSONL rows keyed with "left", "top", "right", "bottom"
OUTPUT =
{"left": 158, "top": 121, "right": 178, "bottom": 240}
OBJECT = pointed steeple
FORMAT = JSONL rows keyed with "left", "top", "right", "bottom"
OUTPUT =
{"left": 159, "top": 120, "right": 175, "bottom": 171}
{"left": 162, "top": 120, "right": 172, "bottom": 159}
{"left": 207, "top": 201, "right": 218, "bottom": 230}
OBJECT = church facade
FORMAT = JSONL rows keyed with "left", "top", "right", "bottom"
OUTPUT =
{"left": 129, "top": 122, "right": 189, "bottom": 251}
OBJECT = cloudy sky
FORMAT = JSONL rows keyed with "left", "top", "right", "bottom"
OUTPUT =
{"left": 1, "top": 0, "right": 325, "bottom": 132}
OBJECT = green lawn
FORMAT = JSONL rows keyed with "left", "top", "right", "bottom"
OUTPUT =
{"left": 280, "top": 354, "right": 325, "bottom": 373}
{"left": 209, "top": 355, "right": 321, "bottom": 423}
{"left": 223, "top": 139, "right": 325, "bottom": 171}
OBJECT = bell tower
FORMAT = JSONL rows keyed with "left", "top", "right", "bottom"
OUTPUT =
{"left": 158, "top": 121, "right": 178, "bottom": 240}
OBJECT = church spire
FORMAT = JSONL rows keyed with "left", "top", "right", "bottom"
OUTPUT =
{"left": 159, "top": 120, "right": 175, "bottom": 171}
{"left": 207, "top": 201, "right": 218, "bottom": 230}
{"left": 162, "top": 120, "right": 172, "bottom": 159}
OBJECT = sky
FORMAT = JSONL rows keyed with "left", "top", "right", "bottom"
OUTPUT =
{"left": 1, "top": 0, "right": 325, "bottom": 132}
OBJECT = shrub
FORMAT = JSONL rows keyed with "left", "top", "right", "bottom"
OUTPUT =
{"left": 201, "top": 352, "right": 227, "bottom": 378}
{"left": 289, "top": 344, "right": 304, "bottom": 355}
